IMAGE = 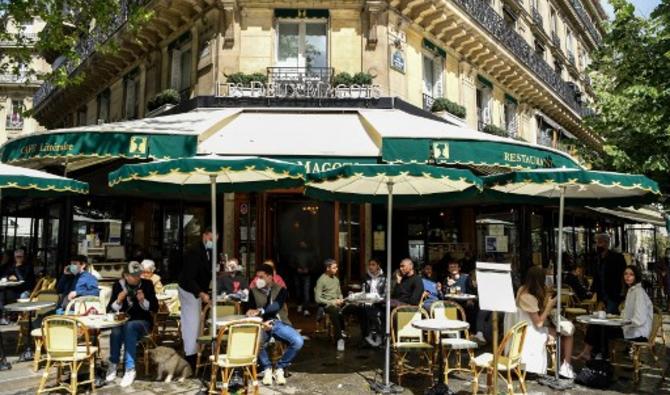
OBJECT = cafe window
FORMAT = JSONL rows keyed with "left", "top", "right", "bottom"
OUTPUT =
{"left": 169, "top": 33, "right": 192, "bottom": 93}
{"left": 6, "top": 99, "right": 24, "bottom": 130}
{"left": 476, "top": 210, "right": 519, "bottom": 269}
{"left": 338, "top": 203, "right": 363, "bottom": 283}
{"left": 123, "top": 69, "right": 140, "bottom": 120}
{"left": 276, "top": 20, "right": 327, "bottom": 69}
{"left": 96, "top": 89, "right": 110, "bottom": 124}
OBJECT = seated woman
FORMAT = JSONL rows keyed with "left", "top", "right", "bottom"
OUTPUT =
{"left": 140, "top": 259, "right": 163, "bottom": 294}
{"left": 505, "top": 265, "right": 575, "bottom": 379}
{"left": 574, "top": 265, "right": 653, "bottom": 361}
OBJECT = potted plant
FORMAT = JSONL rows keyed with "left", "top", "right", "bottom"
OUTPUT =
{"left": 225, "top": 72, "right": 268, "bottom": 97}
{"left": 430, "top": 98, "right": 466, "bottom": 119}
{"left": 332, "top": 71, "right": 375, "bottom": 98}
{"left": 146, "top": 89, "right": 181, "bottom": 117}
{"left": 482, "top": 123, "right": 510, "bottom": 137}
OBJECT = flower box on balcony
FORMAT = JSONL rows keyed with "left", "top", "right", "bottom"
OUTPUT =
{"left": 430, "top": 98, "right": 467, "bottom": 119}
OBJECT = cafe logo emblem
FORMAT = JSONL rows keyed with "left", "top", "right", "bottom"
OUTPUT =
{"left": 129, "top": 136, "right": 148, "bottom": 155}
{"left": 432, "top": 142, "right": 450, "bottom": 161}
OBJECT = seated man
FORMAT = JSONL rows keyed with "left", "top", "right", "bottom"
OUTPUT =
{"left": 246, "top": 263, "right": 303, "bottom": 386}
{"left": 564, "top": 263, "right": 592, "bottom": 302}
{"left": 443, "top": 260, "right": 469, "bottom": 294}
{"left": 314, "top": 259, "right": 346, "bottom": 351}
{"left": 360, "top": 258, "right": 386, "bottom": 347}
{"left": 106, "top": 262, "right": 158, "bottom": 387}
{"left": 391, "top": 258, "right": 424, "bottom": 306}
{"left": 0, "top": 249, "right": 35, "bottom": 324}
{"left": 56, "top": 255, "right": 99, "bottom": 311}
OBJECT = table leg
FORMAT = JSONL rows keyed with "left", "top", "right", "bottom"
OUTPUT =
{"left": 424, "top": 332, "right": 452, "bottom": 395}
{"left": 17, "top": 313, "right": 33, "bottom": 362}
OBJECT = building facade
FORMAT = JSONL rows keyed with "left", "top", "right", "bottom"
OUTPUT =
{"left": 17, "top": 0, "right": 610, "bottom": 281}
{"left": 0, "top": 17, "right": 48, "bottom": 143}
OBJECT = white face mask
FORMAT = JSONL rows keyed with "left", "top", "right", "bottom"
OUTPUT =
{"left": 205, "top": 240, "right": 214, "bottom": 249}
{"left": 256, "top": 278, "right": 267, "bottom": 289}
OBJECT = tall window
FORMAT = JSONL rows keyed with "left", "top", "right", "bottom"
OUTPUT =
{"left": 554, "top": 60, "right": 563, "bottom": 77}
{"left": 550, "top": 8, "right": 558, "bottom": 34}
{"left": 476, "top": 85, "right": 492, "bottom": 131}
{"left": 503, "top": 6, "right": 517, "bottom": 29}
{"left": 566, "top": 28, "right": 574, "bottom": 58}
{"left": 276, "top": 20, "right": 327, "bottom": 69}
{"left": 169, "top": 33, "right": 192, "bottom": 93}
{"left": 6, "top": 100, "right": 24, "bottom": 130}
{"left": 422, "top": 52, "right": 443, "bottom": 99}
{"left": 535, "top": 38, "right": 545, "bottom": 60}
{"left": 123, "top": 70, "right": 140, "bottom": 120}
{"left": 97, "top": 89, "right": 110, "bottom": 124}
{"left": 504, "top": 98, "right": 518, "bottom": 136}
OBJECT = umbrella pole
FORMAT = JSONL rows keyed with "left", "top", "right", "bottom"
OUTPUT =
{"left": 555, "top": 186, "right": 566, "bottom": 379}
{"left": 384, "top": 181, "right": 394, "bottom": 388}
{"left": 210, "top": 176, "right": 218, "bottom": 350}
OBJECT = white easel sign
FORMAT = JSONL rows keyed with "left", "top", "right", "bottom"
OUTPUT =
{"left": 476, "top": 262, "right": 517, "bottom": 313}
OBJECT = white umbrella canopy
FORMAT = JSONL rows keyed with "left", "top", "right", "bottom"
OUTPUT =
{"left": 307, "top": 163, "right": 483, "bottom": 393}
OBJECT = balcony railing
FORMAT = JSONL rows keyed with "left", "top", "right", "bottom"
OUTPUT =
{"left": 551, "top": 31, "right": 561, "bottom": 48}
{"left": 423, "top": 94, "right": 435, "bottom": 112}
{"left": 267, "top": 67, "right": 333, "bottom": 85}
{"left": 531, "top": 6, "right": 543, "bottom": 28}
{"left": 33, "top": 0, "right": 149, "bottom": 108}
{"left": 569, "top": 0, "right": 602, "bottom": 45}
{"left": 453, "top": 0, "right": 582, "bottom": 114}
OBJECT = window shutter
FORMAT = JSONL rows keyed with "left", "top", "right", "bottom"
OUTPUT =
{"left": 433, "top": 57, "right": 444, "bottom": 98}
{"left": 170, "top": 49, "right": 181, "bottom": 90}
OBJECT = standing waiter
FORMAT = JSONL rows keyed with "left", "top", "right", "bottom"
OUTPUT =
{"left": 179, "top": 228, "right": 213, "bottom": 370}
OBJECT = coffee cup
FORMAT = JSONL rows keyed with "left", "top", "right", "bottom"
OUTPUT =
{"left": 106, "top": 313, "right": 115, "bottom": 321}
{"left": 595, "top": 311, "right": 606, "bottom": 319}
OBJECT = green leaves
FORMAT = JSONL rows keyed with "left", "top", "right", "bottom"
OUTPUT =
{"left": 587, "top": 0, "right": 670, "bottom": 193}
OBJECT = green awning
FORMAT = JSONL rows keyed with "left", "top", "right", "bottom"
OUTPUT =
{"left": 382, "top": 138, "right": 581, "bottom": 170}
{"left": 0, "top": 163, "right": 88, "bottom": 196}
{"left": 0, "top": 131, "right": 196, "bottom": 164}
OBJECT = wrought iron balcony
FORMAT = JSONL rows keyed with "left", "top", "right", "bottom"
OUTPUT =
{"left": 267, "top": 67, "right": 333, "bottom": 85}
{"left": 452, "top": 0, "right": 581, "bottom": 114}
{"left": 569, "top": 0, "right": 602, "bottom": 45}
{"left": 422, "top": 94, "right": 435, "bottom": 112}
{"left": 531, "top": 6, "right": 543, "bottom": 28}
{"left": 551, "top": 31, "right": 561, "bottom": 48}
{"left": 33, "top": 0, "right": 149, "bottom": 108}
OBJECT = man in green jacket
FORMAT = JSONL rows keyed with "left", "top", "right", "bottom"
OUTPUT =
{"left": 314, "top": 258, "right": 346, "bottom": 351}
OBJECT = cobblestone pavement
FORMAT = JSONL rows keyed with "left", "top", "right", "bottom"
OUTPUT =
{"left": 0, "top": 311, "right": 668, "bottom": 395}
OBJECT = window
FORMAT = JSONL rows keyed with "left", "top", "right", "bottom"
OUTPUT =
{"left": 503, "top": 6, "right": 517, "bottom": 29}
{"left": 554, "top": 60, "right": 563, "bottom": 77}
{"left": 76, "top": 106, "right": 87, "bottom": 126}
{"left": 566, "top": 28, "right": 574, "bottom": 57}
{"left": 276, "top": 20, "right": 327, "bottom": 69}
{"left": 550, "top": 8, "right": 558, "bottom": 34}
{"left": 535, "top": 38, "right": 545, "bottom": 59}
{"left": 422, "top": 52, "right": 444, "bottom": 99}
{"left": 504, "top": 97, "right": 518, "bottom": 136}
{"left": 123, "top": 70, "right": 140, "bottom": 120}
{"left": 476, "top": 85, "right": 492, "bottom": 131}
{"left": 169, "top": 33, "right": 193, "bottom": 93}
{"left": 6, "top": 100, "right": 24, "bottom": 130}
{"left": 97, "top": 89, "right": 110, "bottom": 124}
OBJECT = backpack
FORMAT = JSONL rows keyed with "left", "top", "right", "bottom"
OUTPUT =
{"left": 575, "top": 359, "right": 613, "bottom": 389}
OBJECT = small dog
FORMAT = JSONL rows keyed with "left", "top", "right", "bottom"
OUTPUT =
{"left": 148, "top": 346, "right": 193, "bottom": 383}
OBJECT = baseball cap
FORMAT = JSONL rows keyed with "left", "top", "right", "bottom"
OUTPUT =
{"left": 125, "top": 261, "right": 143, "bottom": 276}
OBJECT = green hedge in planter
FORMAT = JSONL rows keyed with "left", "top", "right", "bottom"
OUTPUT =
{"left": 332, "top": 72, "right": 374, "bottom": 86}
{"left": 430, "top": 98, "right": 466, "bottom": 119}
{"left": 225, "top": 72, "right": 268, "bottom": 87}
{"left": 482, "top": 124, "right": 510, "bottom": 137}
{"left": 147, "top": 89, "right": 180, "bottom": 112}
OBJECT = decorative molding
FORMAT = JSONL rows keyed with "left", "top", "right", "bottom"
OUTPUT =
{"left": 219, "top": 0, "right": 237, "bottom": 48}
{"left": 365, "top": 0, "right": 385, "bottom": 50}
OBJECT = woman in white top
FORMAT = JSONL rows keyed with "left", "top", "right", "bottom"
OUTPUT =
{"left": 575, "top": 265, "right": 653, "bottom": 360}
{"left": 504, "top": 265, "right": 575, "bottom": 379}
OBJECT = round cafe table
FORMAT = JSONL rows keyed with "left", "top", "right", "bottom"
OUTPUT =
{"left": 76, "top": 315, "right": 128, "bottom": 330}
{"left": 0, "top": 281, "right": 24, "bottom": 370}
{"left": 4, "top": 300, "right": 55, "bottom": 362}
{"left": 576, "top": 314, "right": 631, "bottom": 361}
{"left": 443, "top": 293, "right": 477, "bottom": 301}
{"left": 413, "top": 318, "right": 469, "bottom": 395}
{"left": 345, "top": 293, "right": 383, "bottom": 306}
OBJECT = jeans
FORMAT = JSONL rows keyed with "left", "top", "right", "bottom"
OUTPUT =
{"left": 110, "top": 320, "right": 150, "bottom": 370}
{"left": 294, "top": 274, "right": 311, "bottom": 310}
{"left": 258, "top": 320, "right": 303, "bottom": 370}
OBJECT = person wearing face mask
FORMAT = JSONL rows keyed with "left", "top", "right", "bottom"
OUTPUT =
{"left": 178, "top": 228, "right": 214, "bottom": 370}
{"left": 106, "top": 262, "right": 158, "bottom": 387}
{"left": 56, "top": 255, "right": 99, "bottom": 310}
{"left": 591, "top": 233, "right": 627, "bottom": 314}
{"left": 246, "top": 264, "right": 303, "bottom": 386}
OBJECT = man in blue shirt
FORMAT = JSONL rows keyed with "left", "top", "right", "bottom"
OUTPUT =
{"left": 56, "top": 255, "right": 99, "bottom": 310}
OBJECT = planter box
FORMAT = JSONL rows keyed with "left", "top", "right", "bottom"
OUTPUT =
{"left": 433, "top": 110, "right": 467, "bottom": 127}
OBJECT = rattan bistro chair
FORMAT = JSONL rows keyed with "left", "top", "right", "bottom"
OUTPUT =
{"left": 611, "top": 312, "right": 666, "bottom": 382}
{"left": 430, "top": 301, "right": 478, "bottom": 383}
{"left": 30, "top": 291, "right": 60, "bottom": 371}
{"left": 391, "top": 305, "right": 433, "bottom": 385}
{"left": 209, "top": 319, "right": 263, "bottom": 395}
{"left": 471, "top": 321, "right": 528, "bottom": 395}
{"left": 196, "top": 301, "right": 241, "bottom": 375}
{"left": 36, "top": 316, "right": 97, "bottom": 394}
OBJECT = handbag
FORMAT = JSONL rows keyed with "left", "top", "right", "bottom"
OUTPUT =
{"left": 551, "top": 312, "right": 575, "bottom": 336}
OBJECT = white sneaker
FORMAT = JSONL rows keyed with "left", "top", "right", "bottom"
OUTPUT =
{"left": 303, "top": 309, "right": 310, "bottom": 317}
{"left": 559, "top": 362, "right": 575, "bottom": 379}
{"left": 274, "top": 368, "right": 287, "bottom": 385}
{"left": 120, "top": 369, "right": 136, "bottom": 387}
{"left": 261, "top": 368, "right": 273, "bottom": 386}
{"left": 473, "top": 332, "right": 487, "bottom": 345}
{"left": 105, "top": 363, "right": 118, "bottom": 382}
{"left": 297, "top": 305, "right": 303, "bottom": 313}
{"left": 337, "top": 338, "right": 345, "bottom": 352}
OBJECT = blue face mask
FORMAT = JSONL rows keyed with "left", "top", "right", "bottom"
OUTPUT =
{"left": 68, "top": 264, "right": 79, "bottom": 275}
{"left": 205, "top": 240, "right": 214, "bottom": 250}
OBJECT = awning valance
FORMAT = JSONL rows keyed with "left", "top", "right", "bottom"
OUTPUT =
{"left": 587, "top": 206, "right": 666, "bottom": 227}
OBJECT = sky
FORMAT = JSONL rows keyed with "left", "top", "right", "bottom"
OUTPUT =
{"left": 602, "top": 0, "right": 662, "bottom": 18}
